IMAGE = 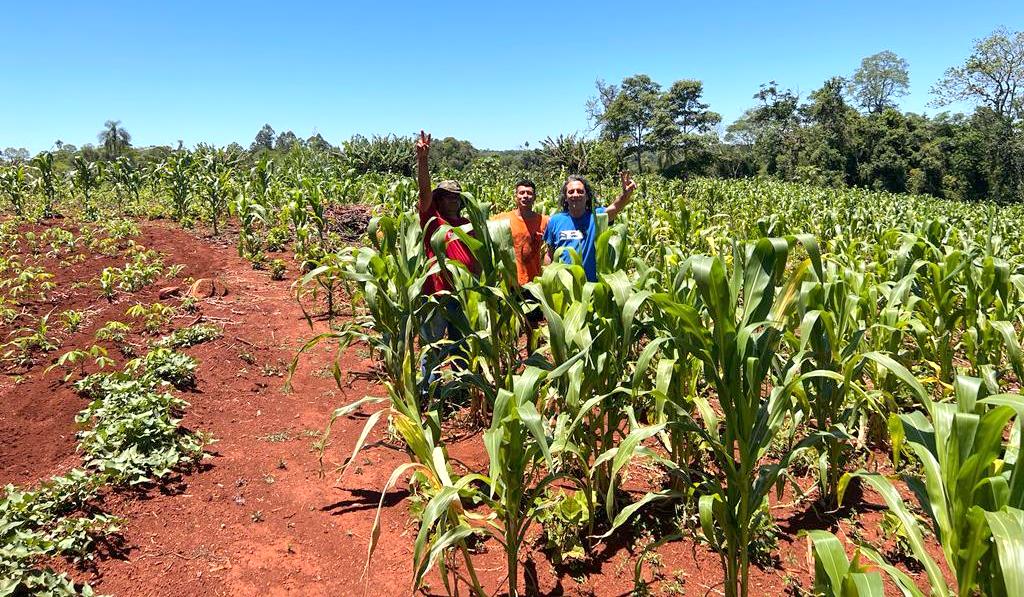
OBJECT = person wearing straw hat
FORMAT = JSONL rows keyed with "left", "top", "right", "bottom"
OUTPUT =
{"left": 415, "top": 130, "right": 476, "bottom": 396}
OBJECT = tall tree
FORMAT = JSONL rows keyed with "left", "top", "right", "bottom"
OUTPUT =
{"left": 802, "top": 77, "right": 857, "bottom": 185}
{"left": 251, "top": 124, "right": 276, "bottom": 152}
{"left": 275, "top": 130, "right": 299, "bottom": 151}
{"left": 585, "top": 78, "right": 619, "bottom": 131}
{"left": 932, "top": 27, "right": 1024, "bottom": 202}
{"left": 98, "top": 120, "right": 131, "bottom": 159}
{"left": 739, "top": 82, "right": 801, "bottom": 178}
{"left": 600, "top": 74, "right": 662, "bottom": 172}
{"left": 932, "top": 27, "right": 1024, "bottom": 119}
{"left": 848, "top": 50, "right": 910, "bottom": 113}
{"left": 650, "top": 80, "right": 722, "bottom": 175}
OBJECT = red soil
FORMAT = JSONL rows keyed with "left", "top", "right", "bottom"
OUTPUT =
{"left": 0, "top": 220, "right": 937, "bottom": 596}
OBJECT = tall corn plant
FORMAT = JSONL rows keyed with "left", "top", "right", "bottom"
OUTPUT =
{"left": 649, "top": 235, "right": 826, "bottom": 597}
{"left": 159, "top": 152, "right": 194, "bottom": 222}
{"left": 229, "top": 188, "right": 269, "bottom": 260}
{"left": 842, "top": 376, "right": 1024, "bottom": 596}
{"left": 426, "top": 192, "right": 524, "bottom": 408}
{"left": 788, "top": 265, "right": 874, "bottom": 506}
{"left": 414, "top": 359, "right": 586, "bottom": 597}
{"left": 197, "top": 147, "right": 235, "bottom": 236}
{"left": 526, "top": 216, "right": 660, "bottom": 529}
{"left": 69, "top": 157, "right": 100, "bottom": 220}
{"left": 0, "top": 164, "right": 29, "bottom": 218}
{"left": 31, "top": 152, "right": 58, "bottom": 218}
{"left": 295, "top": 211, "right": 492, "bottom": 595}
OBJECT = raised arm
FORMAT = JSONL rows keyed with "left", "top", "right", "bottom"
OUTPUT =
{"left": 605, "top": 171, "right": 638, "bottom": 222}
{"left": 416, "top": 130, "right": 433, "bottom": 215}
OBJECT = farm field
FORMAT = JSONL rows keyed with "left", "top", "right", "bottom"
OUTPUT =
{"left": 0, "top": 216, "right": 835, "bottom": 596}
{"left": 4, "top": 147, "right": 1024, "bottom": 597}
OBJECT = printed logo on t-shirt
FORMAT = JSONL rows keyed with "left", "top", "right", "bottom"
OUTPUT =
{"left": 558, "top": 230, "right": 584, "bottom": 241}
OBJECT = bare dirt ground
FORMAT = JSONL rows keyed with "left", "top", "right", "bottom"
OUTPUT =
{"left": 0, "top": 219, "right": 937, "bottom": 596}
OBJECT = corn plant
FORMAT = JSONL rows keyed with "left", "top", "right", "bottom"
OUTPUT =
{"left": 432, "top": 192, "right": 525, "bottom": 410}
{"left": 788, "top": 264, "right": 874, "bottom": 506}
{"left": 197, "top": 146, "right": 235, "bottom": 236}
{"left": 0, "top": 163, "right": 30, "bottom": 218}
{"left": 69, "top": 157, "right": 101, "bottom": 220}
{"left": 230, "top": 188, "right": 270, "bottom": 261}
{"left": 414, "top": 359, "right": 584, "bottom": 597}
{"left": 109, "top": 156, "right": 144, "bottom": 215}
{"left": 841, "top": 376, "right": 1024, "bottom": 596}
{"left": 803, "top": 530, "right": 885, "bottom": 596}
{"left": 648, "top": 236, "right": 826, "bottom": 597}
{"left": 31, "top": 151, "right": 59, "bottom": 218}
{"left": 159, "top": 151, "right": 194, "bottom": 222}
{"left": 523, "top": 216, "right": 664, "bottom": 530}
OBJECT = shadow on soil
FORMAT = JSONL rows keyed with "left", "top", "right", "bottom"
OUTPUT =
{"left": 321, "top": 486, "right": 410, "bottom": 515}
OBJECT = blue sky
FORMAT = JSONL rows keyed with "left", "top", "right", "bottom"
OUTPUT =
{"left": 2, "top": 1, "right": 1020, "bottom": 153}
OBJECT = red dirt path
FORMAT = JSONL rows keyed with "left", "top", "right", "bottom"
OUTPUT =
{"left": 1, "top": 220, "right": 925, "bottom": 596}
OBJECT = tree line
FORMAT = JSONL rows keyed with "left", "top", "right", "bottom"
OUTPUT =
{"left": 4, "top": 27, "right": 1022, "bottom": 203}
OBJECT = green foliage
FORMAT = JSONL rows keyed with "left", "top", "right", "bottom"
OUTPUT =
{"left": 1, "top": 469, "right": 116, "bottom": 596}
{"left": 76, "top": 357, "right": 205, "bottom": 483}
{"left": 269, "top": 258, "right": 287, "bottom": 280}
{"left": 130, "top": 347, "right": 197, "bottom": 389}
{"left": 803, "top": 530, "right": 884, "bottom": 596}
{"left": 60, "top": 309, "right": 84, "bottom": 333}
{"left": 100, "top": 249, "right": 165, "bottom": 297}
{"left": 342, "top": 134, "right": 414, "bottom": 176}
{"left": 155, "top": 323, "right": 222, "bottom": 349}
{"left": 848, "top": 50, "right": 911, "bottom": 114}
{"left": 534, "top": 489, "right": 591, "bottom": 566}
{"left": 95, "top": 320, "right": 131, "bottom": 343}
{"left": 126, "top": 302, "right": 175, "bottom": 335}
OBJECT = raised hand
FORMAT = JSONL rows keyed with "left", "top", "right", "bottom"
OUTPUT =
{"left": 415, "top": 130, "right": 432, "bottom": 160}
{"left": 620, "top": 171, "right": 637, "bottom": 196}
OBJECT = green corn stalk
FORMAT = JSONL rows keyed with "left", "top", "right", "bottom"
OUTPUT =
{"left": 31, "top": 151, "right": 59, "bottom": 218}
{"left": 842, "top": 376, "right": 1024, "bottom": 596}
{"left": 802, "top": 530, "right": 885, "bottom": 597}
{"left": 159, "top": 151, "right": 194, "bottom": 222}
{"left": 69, "top": 157, "right": 101, "bottom": 220}
{"left": 646, "top": 235, "right": 828, "bottom": 597}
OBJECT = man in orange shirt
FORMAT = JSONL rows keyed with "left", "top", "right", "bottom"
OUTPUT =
{"left": 492, "top": 179, "right": 548, "bottom": 326}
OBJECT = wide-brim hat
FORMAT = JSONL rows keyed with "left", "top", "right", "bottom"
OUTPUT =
{"left": 432, "top": 180, "right": 463, "bottom": 201}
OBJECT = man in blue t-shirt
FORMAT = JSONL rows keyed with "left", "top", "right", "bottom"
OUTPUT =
{"left": 544, "top": 172, "right": 637, "bottom": 281}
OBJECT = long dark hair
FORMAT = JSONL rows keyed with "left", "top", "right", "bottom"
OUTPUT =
{"left": 559, "top": 174, "right": 595, "bottom": 213}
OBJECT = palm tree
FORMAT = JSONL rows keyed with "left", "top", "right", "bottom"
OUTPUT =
{"left": 98, "top": 120, "right": 132, "bottom": 159}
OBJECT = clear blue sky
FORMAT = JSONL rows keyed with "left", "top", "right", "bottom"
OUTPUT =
{"left": 2, "top": 1, "right": 1020, "bottom": 154}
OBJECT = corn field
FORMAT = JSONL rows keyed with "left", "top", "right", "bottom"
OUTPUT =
{"left": 7, "top": 145, "right": 1024, "bottom": 596}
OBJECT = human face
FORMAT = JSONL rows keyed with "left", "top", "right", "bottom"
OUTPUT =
{"left": 436, "top": 191, "right": 462, "bottom": 221}
{"left": 565, "top": 180, "right": 588, "bottom": 217}
{"left": 514, "top": 185, "right": 535, "bottom": 213}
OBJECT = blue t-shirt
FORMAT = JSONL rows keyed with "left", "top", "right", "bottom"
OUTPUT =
{"left": 544, "top": 207, "right": 605, "bottom": 282}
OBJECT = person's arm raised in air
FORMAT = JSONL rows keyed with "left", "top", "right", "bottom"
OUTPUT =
{"left": 605, "top": 171, "right": 638, "bottom": 223}
{"left": 416, "top": 130, "right": 433, "bottom": 215}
